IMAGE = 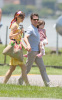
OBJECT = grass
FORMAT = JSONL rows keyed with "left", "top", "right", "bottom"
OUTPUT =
{"left": 0, "top": 65, "right": 62, "bottom": 76}
{"left": 1, "top": 44, "right": 62, "bottom": 66}
{"left": 43, "top": 54, "right": 62, "bottom": 67}
{"left": 0, "top": 84, "right": 62, "bottom": 98}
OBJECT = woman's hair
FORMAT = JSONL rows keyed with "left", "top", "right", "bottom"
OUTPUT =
{"left": 14, "top": 11, "right": 25, "bottom": 21}
{"left": 30, "top": 13, "right": 39, "bottom": 20}
{"left": 9, "top": 11, "right": 25, "bottom": 28}
{"left": 37, "top": 20, "right": 45, "bottom": 28}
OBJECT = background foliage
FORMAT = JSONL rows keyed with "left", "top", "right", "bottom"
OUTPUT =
{"left": 2, "top": 0, "right": 62, "bottom": 18}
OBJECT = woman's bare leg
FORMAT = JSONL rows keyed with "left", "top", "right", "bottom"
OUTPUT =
{"left": 3, "top": 65, "right": 16, "bottom": 83}
{"left": 20, "top": 64, "right": 29, "bottom": 85}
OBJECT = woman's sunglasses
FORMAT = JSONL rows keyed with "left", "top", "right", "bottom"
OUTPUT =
{"left": 19, "top": 15, "right": 25, "bottom": 19}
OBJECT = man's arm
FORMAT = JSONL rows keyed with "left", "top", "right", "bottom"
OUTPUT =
{"left": 24, "top": 34, "right": 31, "bottom": 51}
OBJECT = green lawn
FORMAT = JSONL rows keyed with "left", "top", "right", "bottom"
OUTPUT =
{"left": 0, "top": 84, "right": 62, "bottom": 98}
{"left": 0, "top": 44, "right": 62, "bottom": 66}
{"left": 0, "top": 65, "right": 62, "bottom": 76}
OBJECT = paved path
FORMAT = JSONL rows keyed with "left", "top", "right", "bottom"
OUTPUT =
{"left": 0, "top": 75, "right": 62, "bottom": 87}
{"left": 0, "top": 97, "right": 62, "bottom": 100}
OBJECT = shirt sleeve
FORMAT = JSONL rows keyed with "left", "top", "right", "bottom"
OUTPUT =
{"left": 25, "top": 27, "right": 32, "bottom": 36}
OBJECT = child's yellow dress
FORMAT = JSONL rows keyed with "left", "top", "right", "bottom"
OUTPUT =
{"left": 10, "top": 22, "right": 23, "bottom": 66}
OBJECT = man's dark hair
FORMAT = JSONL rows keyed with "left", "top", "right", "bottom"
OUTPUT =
{"left": 30, "top": 13, "right": 39, "bottom": 19}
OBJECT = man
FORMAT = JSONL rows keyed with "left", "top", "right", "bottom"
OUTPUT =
{"left": 18, "top": 13, "right": 51, "bottom": 86}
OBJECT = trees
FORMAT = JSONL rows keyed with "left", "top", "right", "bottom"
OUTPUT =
{"left": 2, "top": 0, "right": 62, "bottom": 18}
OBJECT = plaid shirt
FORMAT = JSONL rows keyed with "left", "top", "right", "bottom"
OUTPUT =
{"left": 38, "top": 29, "right": 46, "bottom": 41}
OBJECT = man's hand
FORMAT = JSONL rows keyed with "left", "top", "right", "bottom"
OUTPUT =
{"left": 26, "top": 45, "right": 31, "bottom": 51}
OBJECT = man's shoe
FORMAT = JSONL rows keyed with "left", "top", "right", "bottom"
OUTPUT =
{"left": 18, "top": 77, "right": 23, "bottom": 85}
{"left": 46, "top": 82, "right": 59, "bottom": 87}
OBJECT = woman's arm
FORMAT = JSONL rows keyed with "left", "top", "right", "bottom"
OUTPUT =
{"left": 9, "top": 25, "right": 21, "bottom": 40}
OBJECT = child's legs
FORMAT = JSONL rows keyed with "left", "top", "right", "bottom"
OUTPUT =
{"left": 19, "top": 64, "right": 29, "bottom": 85}
{"left": 39, "top": 41, "right": 45, "bottom": 53}
{"left": 40, "top": 41, "right": 45, "bottom": 55}
{"left": 39, "top": 42, "right": 43, "bottom": 53}
{"left": 3, "top": 65, "right": 16, "bottom": 83}
{"left": 42, "top": 49, "right": 45, "bottom": 55}
{"left": 37, "top": 41, "right": 45, "bottom": 57}
{"left": 43, "top": 39, "right": 48, "bottom": 45}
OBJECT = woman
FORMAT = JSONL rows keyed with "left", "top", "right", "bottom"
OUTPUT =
{"left": 3, "top": 11, "right": 29, "bottom": 85}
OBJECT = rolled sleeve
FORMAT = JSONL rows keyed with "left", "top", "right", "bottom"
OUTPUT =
{"left": 25, "top": 27, "right": 33, "bottom": 36}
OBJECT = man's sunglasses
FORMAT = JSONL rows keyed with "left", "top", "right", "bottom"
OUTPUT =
{"left": 32, "top": 19, "right": 39, "bottom": 21}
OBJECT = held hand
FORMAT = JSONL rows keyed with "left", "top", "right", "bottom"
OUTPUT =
{"left": 26, "top": 45, "right": 31, "bottom": 51}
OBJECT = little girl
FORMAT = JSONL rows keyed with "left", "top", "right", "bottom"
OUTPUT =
{"left": 37, "top": 20, "right": 48, "bottom": 57}
{"left": 3, "top": 10, "right": 29, "bottom": 85}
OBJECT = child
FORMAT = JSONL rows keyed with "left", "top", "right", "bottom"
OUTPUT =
{"left": 37, "top": 20, "right": 48, "bottom": 57}
{"left": 3, "top": 10, "right": 29, "bottom": 85}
